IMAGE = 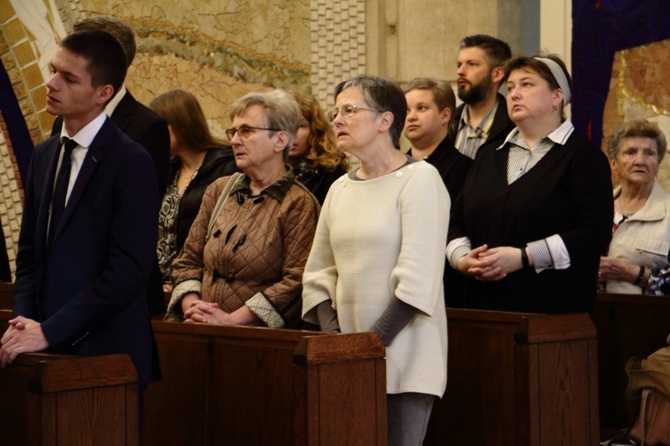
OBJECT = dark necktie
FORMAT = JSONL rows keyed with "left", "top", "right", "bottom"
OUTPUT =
{"left": 48, "top": 138, "right": 77, "bottom": 249}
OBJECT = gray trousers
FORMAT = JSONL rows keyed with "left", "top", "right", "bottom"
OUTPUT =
{"left": 387, "top": 392, "right": 436, "bottom": 446}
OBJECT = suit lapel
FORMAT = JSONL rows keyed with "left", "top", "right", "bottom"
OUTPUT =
{"left": 52, "top": 119, "right": 113, "bottom": 242}
{"left": 36, "top": 138, "right": 63, "bottom": 253}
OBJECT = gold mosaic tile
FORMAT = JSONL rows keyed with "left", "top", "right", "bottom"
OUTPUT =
{"left": 38, "top": 111, "right": 57, "bottom": 136}
{"left": 0, "top": 50, "right": 15, "bottom": 70}
{"left": 3, "top": 18, "right": 26, "bottom": 46}
{"left": 0, "top": 0, "right": 15, "bottom": 24}
{"left": 11, "top": 79, "right": 26, "bottom": 100}
{"left": 0, "top": 35, "right": 9, "bottom": 53}
{"left": 12, "top": 40, "right": 34, "bottom": 68}
{"left": 30, "top": 86, "right": 48, "bottom": 111}
{"left": 22, "top": 63, "right": 44, "bottom": 89}
{"left": 5, "top": 64, "right": 20, "bottom": 84}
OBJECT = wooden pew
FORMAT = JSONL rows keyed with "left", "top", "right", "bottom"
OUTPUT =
{"left": 0, "top": 310, "right": 139, "bottom": 446}
{"left": 143, "top": 321, "right": 386, "bottom": 446}
{"left": 593, "top": 292, "right": 670, "bottom": 430}
{"left": 425, "top": 309, "right": 599, "bottom": 446}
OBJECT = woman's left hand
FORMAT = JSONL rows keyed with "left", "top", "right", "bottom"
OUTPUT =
{"left": 476, "top": 246, "right": 525, "bottom": 279}
{"left": 599, "top": 256, "right": 637, "bottom": 283}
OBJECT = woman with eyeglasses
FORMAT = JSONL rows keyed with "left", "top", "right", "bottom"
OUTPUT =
{"left": 150, "top": 89, "right": 239, "bottom": 293}
{"left": 447, "top": 54, "right": 612, "bottom": 314}
{"left": 290, "top": 89, "right": 349, "bottom": 204}
{"left": 164, "top": 90, "right": 320, "bottom": 328}
{"left": 301, "top": 75, "right": 450, "bottom": 446}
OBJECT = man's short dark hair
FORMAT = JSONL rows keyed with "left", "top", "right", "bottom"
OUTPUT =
{"left": 459, "top": 34, "right": 512, "bottom": 68}
{"left": 59, "top": 30, "right": 127, "bottom": 100}
{"left": 74, "top": 15, "right": 136, "bottom": 68}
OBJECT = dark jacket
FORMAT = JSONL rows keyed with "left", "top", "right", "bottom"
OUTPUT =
{"left": 51, "top": 91, "right": 170, "bottom": 315}
{"left": 169, "top": 147, "right": 239, "bottom": 251}
{"left": 15, "top": 118, "right": 161, "bottom": 386}
{"left": 448, "top": 93, "right": 515, "bottom": 158}
{"left": 409, "top": 136, "right": 472, "bottom": 307}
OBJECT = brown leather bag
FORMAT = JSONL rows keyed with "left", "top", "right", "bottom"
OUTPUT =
{"left": 625, "top": 347, "right": 670, "bottom": 445}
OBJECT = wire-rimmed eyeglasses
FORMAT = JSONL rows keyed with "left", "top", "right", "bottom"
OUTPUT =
{"left": 327, "top": 104, "right": 381, "bottom": 122}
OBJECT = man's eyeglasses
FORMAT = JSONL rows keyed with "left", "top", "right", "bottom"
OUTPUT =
{"left": 327, "top": 104, "right": 380, "bottom": 122}
{"left": 225, "top": 126, "right": 281, "bottom": 140}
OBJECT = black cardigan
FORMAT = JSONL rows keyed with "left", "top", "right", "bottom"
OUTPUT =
{"left": 448, "top": 131, "right": 613, "bottom": 314}
{"left": 169, "top": 147, "right": 239, "bottom": 251}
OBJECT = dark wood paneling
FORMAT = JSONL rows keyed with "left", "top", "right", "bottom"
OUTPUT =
{"left": 0, "top": 313, "right": 139, "bottom": 446}
{"left": 593, "top": 292, "right": 670, "bottom": 429}
{"left": 426, "top": 310, "right": 599, "bottom": 446}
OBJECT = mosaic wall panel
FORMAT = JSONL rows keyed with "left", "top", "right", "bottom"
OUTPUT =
{"left": 603, "top": 40, "right": 670, "bottom": 191}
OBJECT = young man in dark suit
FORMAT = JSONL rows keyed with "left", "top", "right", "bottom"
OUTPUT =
{"left": 0, "top": 30, "right": 161, "bottom": 391}
{"left": 50, "top": 16, "right": 170, "bottom": 315}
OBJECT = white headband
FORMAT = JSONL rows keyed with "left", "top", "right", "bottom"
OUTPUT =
{"left": 534, "top": 57, "right": 571, "bottom": 106}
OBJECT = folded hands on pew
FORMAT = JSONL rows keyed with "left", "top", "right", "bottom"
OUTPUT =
{"left": 181, "top": 293, "right": 260, "bottom": 326}
{"left": 457, "top": 244, "right": 525, "bottom": 281}
{"left": 0, "top": 316, "right": 49, "bottom": 367}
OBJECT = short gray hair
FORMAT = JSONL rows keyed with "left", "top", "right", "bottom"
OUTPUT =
{"left": 229, "top": 89, "right": 301, "bottom": 158}
{"left": 607, "top": 119, "right": 667, "bottom": 162}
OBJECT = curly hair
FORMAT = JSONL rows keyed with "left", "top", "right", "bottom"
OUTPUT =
{"left": 292, "top": 89, "right": 349, "bottom": 171}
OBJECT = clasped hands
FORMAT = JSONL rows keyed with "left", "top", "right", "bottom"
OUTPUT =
{"left": 0, "top": 316, "right": 49, "bottom": 367}
{"left": 456, "top": 244, "right": 525, "bottom": 281}
{"left": 598, "top": 256, "right": 637, "bottom": 285}
{"left": 180, "top": 293, "right": 259, "bottom": 326}
{"left": 182, "top": 294, "right": 231, "bottom": 325}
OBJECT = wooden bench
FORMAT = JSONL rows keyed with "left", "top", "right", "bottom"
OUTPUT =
{"left": 426, "top": 309, "right": 599, "bottom": 446}
{"left": 593, "top": 292, "right": 670, "bottom": 430}
{"left": 0, "top": 310, "right": 139, "bottom": 446}
{"left": 4, "top": 283, "right": 670, "bottom": 444}
{"left": 143, "top": 320, "right": 386, "bottom": 446}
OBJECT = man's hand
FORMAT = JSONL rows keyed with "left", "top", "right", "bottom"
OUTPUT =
{"left": 0, "top": 316, "right": 49, "bottom": 367}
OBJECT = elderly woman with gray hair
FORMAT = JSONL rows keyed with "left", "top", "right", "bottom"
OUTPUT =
{"left": 165, "top": 89, "right": 320, "bottom": 327}
{"left": 599, "top": 119, "right": 670, "bottom": 294}
{"left": 447, "top": 54, "right": 613, "bottom": 314}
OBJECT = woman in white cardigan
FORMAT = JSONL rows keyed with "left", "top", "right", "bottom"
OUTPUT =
{"left": 301, "top": 75, "right": 450, "bottom": 446}
{"left": 599, "top": 119, "right": 670, "bottom": 294}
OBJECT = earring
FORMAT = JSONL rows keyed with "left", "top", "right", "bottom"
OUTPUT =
{"left": 553, "top": 105, "right": 558, "bottom": 111}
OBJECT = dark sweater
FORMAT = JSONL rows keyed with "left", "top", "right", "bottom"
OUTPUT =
{"left": 448, "top": 131, "right": 613, "bottom": 314}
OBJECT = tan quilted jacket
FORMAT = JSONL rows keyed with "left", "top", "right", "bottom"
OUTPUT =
{"left": 166, "top": 171, "right": 320, "bottom": 327}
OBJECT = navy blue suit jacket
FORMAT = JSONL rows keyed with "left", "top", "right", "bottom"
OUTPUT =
{"left": 14, "top": 117, "right": 161, "bottom": 385}
{"left": 52, "top": 90, "right": 170, "bottom": 315}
